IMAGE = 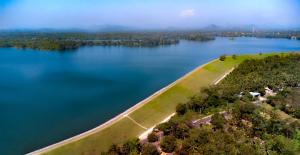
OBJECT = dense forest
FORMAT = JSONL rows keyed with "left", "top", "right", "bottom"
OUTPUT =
{"left": 103, "top": 54, "right": 300, "bottom": 155}
{"left": 0, "top": 32, "right": 214, "bottom": 51}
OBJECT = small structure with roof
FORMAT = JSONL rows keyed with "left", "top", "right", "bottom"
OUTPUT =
{"left": 249, "top": 92, "right": 260, "bottom": 98}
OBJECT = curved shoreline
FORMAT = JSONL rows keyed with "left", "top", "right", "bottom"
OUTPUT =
{"left": 28, "top": 59, "right": 218, "bottom": 155}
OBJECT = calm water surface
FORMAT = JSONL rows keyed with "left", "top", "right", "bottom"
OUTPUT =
{"left": 1, "top": 37, "right": 300, "bottom": 155}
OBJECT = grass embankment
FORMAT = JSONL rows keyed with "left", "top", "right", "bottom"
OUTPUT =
{"left": 43, "top": 53, "right": 276, "bottom": 155}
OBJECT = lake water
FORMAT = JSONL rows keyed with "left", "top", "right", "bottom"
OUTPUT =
{"left": 1, "top": 37, "right": 300, "bottom": 155}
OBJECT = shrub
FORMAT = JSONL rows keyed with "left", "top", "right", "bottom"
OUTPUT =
{"left": 141, "top": 143, "right": 159, "bottom": 155}
{"left": 120, "top": 138, "right": 141, "bottom": 154}
{"left": 219, "top": 55, "right": 226, "bottom": 61}
{"left": 211, "top": 113, "right": 227, "bottom": 129}
{"left": 147, "top": 132, "right": 158, "bottom": 142}
{"left": 156, "top": 122, "right": 175, "bottom": 135}
{"left": 160, "top": 135, "right": 177, "bottom": 153}
{"left": 176, "top": 103, "right": 187, "bottom": 115}
{"left": 293, "top": 109, "right": 300, "bottom": 119}
{"left": 174, "top": 123, "right": 189, "bottom": 139}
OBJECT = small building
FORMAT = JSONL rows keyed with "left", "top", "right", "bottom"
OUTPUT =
{"left": 249, "top": 92, "right": 261, "bottom": 98}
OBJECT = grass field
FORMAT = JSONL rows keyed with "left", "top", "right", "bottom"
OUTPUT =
{"left": 42, "top": 53, "right": 278, "bottom": 155}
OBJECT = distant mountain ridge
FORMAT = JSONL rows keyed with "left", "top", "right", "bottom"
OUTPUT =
{"left": 1, "top": 24, "right": 299, "bottom": 32}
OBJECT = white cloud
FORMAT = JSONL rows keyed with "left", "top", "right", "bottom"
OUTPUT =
{"left": 180, "top": 9, "right": 196, "bottom": 18}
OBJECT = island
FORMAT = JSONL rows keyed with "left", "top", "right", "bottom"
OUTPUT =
{"left": 0, "top": 32, "right": 214, "bottom": 51}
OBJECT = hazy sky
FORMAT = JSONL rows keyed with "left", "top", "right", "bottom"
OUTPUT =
{"left": 0, "top": 0, "right": 299, "bottom": 29}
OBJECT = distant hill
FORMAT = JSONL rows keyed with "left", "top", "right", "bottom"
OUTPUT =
{"left": 0, "top": 25, "right": 139, "bottom": 33}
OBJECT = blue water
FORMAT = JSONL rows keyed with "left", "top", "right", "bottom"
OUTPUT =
{"left": 1, "top": 37, "right": 300, "bottom": 155}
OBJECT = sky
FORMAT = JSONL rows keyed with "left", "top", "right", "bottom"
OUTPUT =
{"left": 0, "top": 0, "right": 299, "bottom": 30}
